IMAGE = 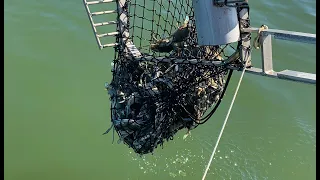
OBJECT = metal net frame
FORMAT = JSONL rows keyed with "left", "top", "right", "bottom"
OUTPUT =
{"left": 104, "top": 0, "right": 251, "bottom": 155}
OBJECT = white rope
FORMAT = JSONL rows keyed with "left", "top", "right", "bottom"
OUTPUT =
{"left": 201, "top": 54, "right": 250, "bottom": 180}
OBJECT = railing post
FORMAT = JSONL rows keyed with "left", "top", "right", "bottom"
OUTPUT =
{"left": 260, "top": 33, "right": 273, "bottom": 74}
{"left": 238, "top": 4, "right": 251, "bottom": 67}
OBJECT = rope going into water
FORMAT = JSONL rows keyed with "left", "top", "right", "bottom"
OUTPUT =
{"left": 201, "top": 52, "right": 250, "bottom": 180}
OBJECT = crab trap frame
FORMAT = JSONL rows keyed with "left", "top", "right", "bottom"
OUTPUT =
{"left": 83, "top": 0, "right": 316, "bottom": 154}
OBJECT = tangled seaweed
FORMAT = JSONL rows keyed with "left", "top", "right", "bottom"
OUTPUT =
{"left": 102, "top": 0, "right": 249, "bottom": 154}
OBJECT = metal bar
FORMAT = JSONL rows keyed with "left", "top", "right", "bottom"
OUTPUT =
{"left": 83, "top": 0, "right": 102, "bottom": 49}
{"left": 86, "top": 0, "right": 115, "bottom": 5}
{"left": 230, "top": 67, "right": 316, "bottom": 85}
{"left": 94, "top": 21, "right": 118, "bottom": 27}
{"left": 97, "top": 32, "right": 119, "bottom": 38}
{"left": 214, "top": 0, "right": 247, "bottom": 6}
{"left": 243, "top": 27, "right": 316, "bottom": 44}
{"left": 277, "top": 70, "right": 316, "bottom": 84}
{"left": 260, "top": 34, "right": 273, "bottom": 74}
{"left": 102, "top": 43, "right": 119, "bottom": 48}
{"left": 215, "top": 0, "right": 247, "bottom": 3}
{"left": 126, "top": 42, "right": 141, "bottom": 57}
{"left": 117, "top": 0, "right": 129, "bottom": 45}
{"left": 238, "top": 5, "right": 251, "bottom": 67}
{"left": 240, "top": 27, "right": 316, "bottom": 84}
{"left": 91, "top": 10, "right": 117, "bottom": 16}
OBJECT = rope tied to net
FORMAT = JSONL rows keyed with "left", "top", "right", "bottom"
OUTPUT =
{"left": 201, "top": 50, "right": 250, "bottom": 180}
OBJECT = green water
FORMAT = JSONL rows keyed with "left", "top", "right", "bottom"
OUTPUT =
{"left": 4, "top": 0, "right": 316, "bottom": 179}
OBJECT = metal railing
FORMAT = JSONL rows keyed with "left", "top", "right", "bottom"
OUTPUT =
{"left": 241, "top": 27, "right": 316, "bottom": 84}
{"left": 130, "top": 27, "right": 316, "bottom": 85}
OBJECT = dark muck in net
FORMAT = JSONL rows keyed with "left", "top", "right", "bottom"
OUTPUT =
{"left": 103, "top": 0, "right": 249, "bottom": 155}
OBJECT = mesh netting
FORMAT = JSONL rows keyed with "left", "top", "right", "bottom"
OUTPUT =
{"left": 104, "top": 0, "right": 250, "bottom": 155}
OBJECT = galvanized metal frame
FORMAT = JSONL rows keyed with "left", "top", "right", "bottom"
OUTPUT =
{"left": 243, "top": 27, "right": 316, "bottom": 44}
{"left": 83, "top": 0, "right": 119, "bottom": 49}
{"left": 242, "top": 27, "right": 316, "bottom": 84}
{"left": 133, "top": 27, "right": 316, "bottom": 85}
{"left": 83, "top": 1, "right": 316, "bottom": 85}
{"left": 238, "top": 4, "right": 251, "bottom": 67}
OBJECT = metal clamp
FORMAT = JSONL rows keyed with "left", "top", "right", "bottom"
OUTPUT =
{"left": 253, "top": 25, "right": 269, "bottom": 49}
{"left": 213, "top": 0, "right": 247, "bottom": 7}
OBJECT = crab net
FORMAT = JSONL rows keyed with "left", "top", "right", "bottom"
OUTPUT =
{"left": 104, "top": 0, "right": 250, "bottom": 155}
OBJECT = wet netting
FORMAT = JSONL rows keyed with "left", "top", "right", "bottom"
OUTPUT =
{"left": 104, "top": 0, "right": 250, "bottom": 155}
